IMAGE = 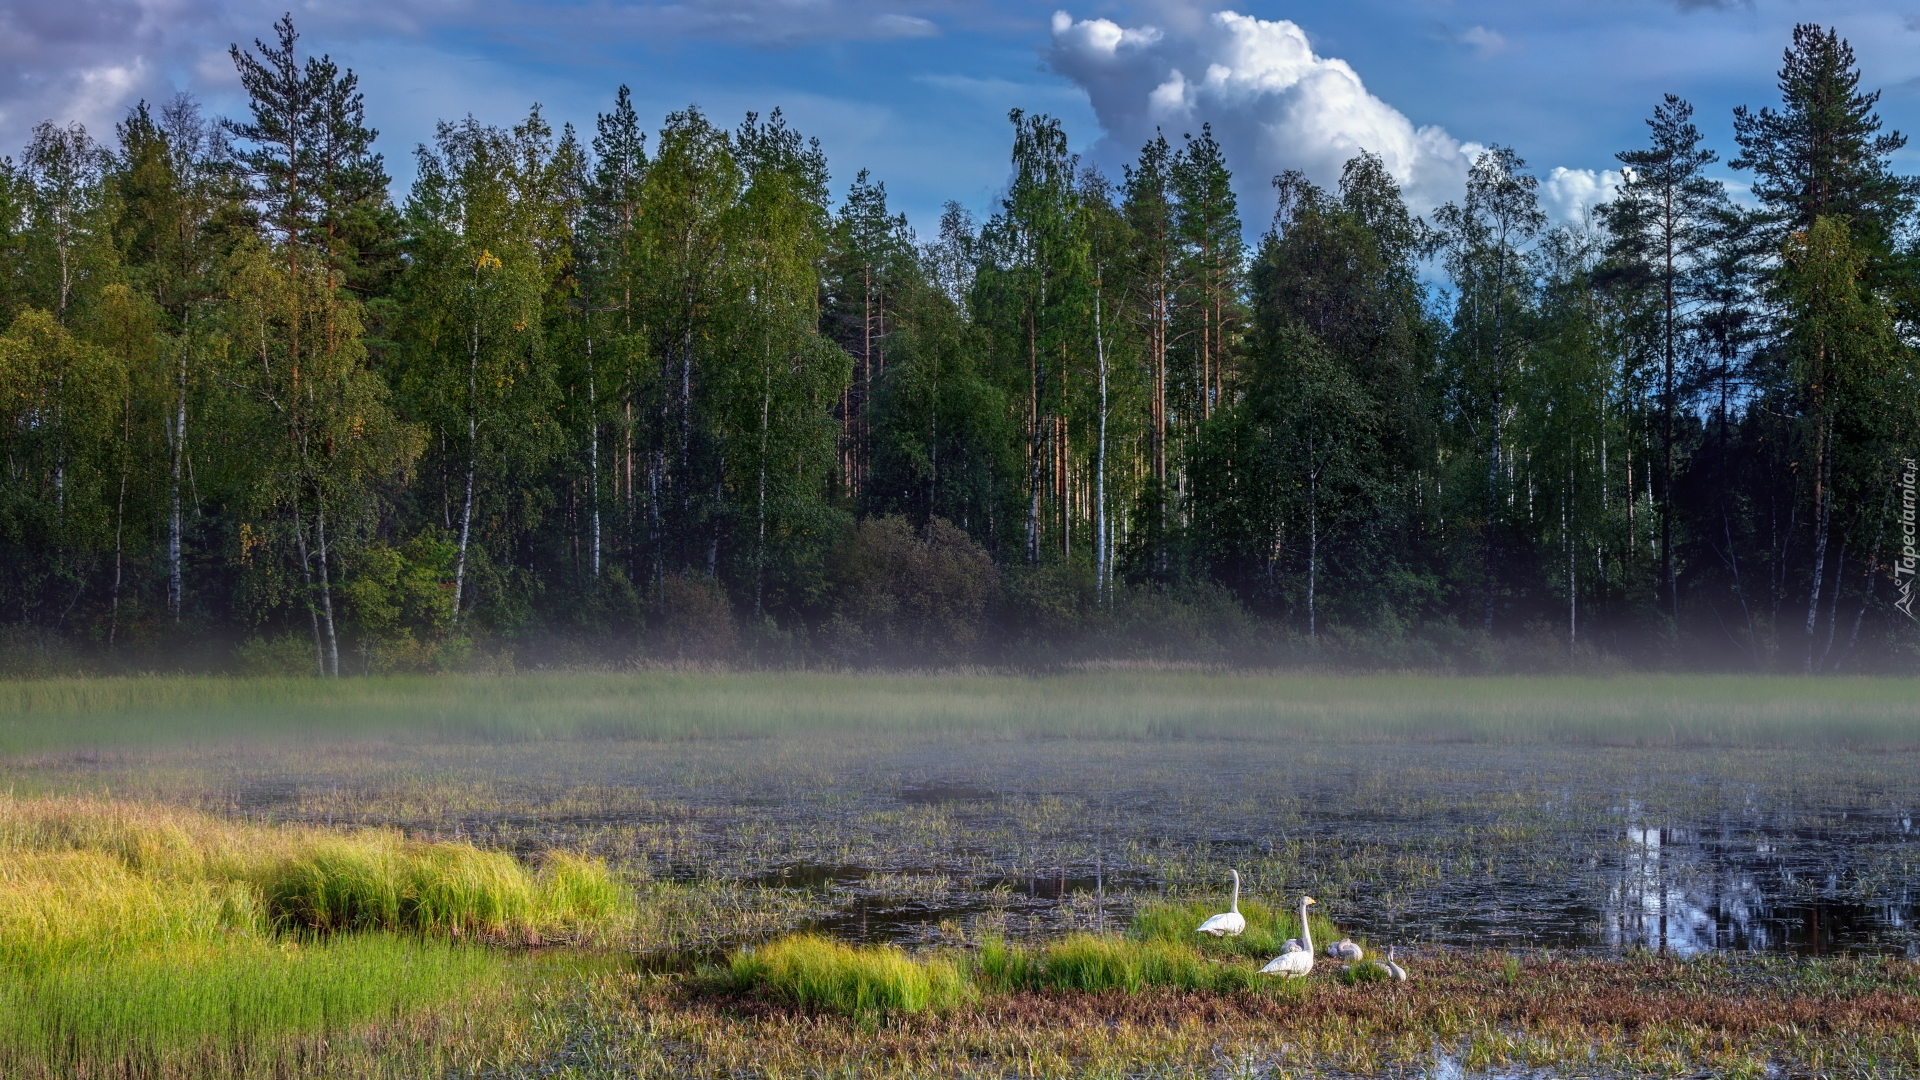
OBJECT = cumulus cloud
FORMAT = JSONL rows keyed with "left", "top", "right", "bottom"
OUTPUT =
{"left": 1046, "top": 8, "right": 1472, "bottom": 217}
{"left": 1540, "top": 166, "right": 1625, "bottom": 224}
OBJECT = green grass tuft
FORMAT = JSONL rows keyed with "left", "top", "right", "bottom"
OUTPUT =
{"left": 730, "top": 935, "right": 973, "bottom": 1016}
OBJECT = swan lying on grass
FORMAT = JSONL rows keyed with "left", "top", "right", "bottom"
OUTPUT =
{"left": 1195, "top": 869, "right": 1246, "bottom": 937}
{"left": 1327, "top": 937, "right": 1362, "bottom": 961}
{"left": 1258, "top": 895, "right": 1316, "bottom": 977}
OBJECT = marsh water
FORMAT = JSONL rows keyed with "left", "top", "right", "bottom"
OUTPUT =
{"left": 22, "top": 735, "right": 1920, "bottom": 958}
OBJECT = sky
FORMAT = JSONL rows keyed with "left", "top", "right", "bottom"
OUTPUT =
{"left": 3, "top": 0, "right": 1918, "bottom": 238}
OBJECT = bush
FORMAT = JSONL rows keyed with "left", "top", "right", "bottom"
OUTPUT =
{"left": 643, "top": 573, "right": 738, "bottom": 664}
{"left": 826, "top": 516, "right": 998, "bottom": 666}
{"left": 731, "top": 935, "right": 972, "bottom": 1016}
{"left": 235, "top": 633, "right": 320, "bottom": 677}
{"left": 341, "top": 533, "right": 463, "bottom": 673}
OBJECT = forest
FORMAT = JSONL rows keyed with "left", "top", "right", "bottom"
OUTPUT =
{"left": 0, "top": 19, "right": 1915, "bottom": 675}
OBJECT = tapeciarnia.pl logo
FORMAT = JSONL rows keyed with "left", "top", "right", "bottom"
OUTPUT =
{"left": 1897, "top": 458, "right": 1918, "bottom": 620}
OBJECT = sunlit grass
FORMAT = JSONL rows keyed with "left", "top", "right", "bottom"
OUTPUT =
{"left": 0, "top": 934, "right": 499, "bottom": 1065}
{"left": 0, "top": 795, "right": 633, "bottom": 1076}
{"left": 3, "top": 671, "right": 1920, "bottom": 753}
{"left": 730, "top": 934, "right": 973, "bottom": 1016}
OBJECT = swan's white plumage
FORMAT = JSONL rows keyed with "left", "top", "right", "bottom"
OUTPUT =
{"left": 1196, "top": 870, "right": 1247, "bottom": 936}
{"left": 1382, "top": 945, "right": 1408, "bottom": 982}
{"left": 1260, "top": 895, "right": 1317, "bottom": 977}
{"left": 1327, "top": 937, "right": 1363, "bottom": 961}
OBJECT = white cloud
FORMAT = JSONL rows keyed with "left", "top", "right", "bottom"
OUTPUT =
{"left": 1456, "top": 26, "right": 1512, "bottom": 60}
{"left": 1046, "top": 8, "right": 1472, "bottom": 217}
{"left": 1540, "top": 166, "right": 1625, "bottom": 224}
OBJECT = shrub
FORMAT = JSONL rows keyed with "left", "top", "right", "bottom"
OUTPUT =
{"left": 235, "top": 633, "right": 321, "bottom": 677}
{"left": 644, "top": 573, "right": 738, "bottom": 663}
{"left": 731, "top": 935, "right": 971, "bottom": 1016}
{"left": 826, "top": 516, "right": 998, "bottom": 666}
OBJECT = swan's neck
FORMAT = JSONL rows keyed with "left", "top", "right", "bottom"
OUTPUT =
{"left": 1299, "top": 899, "right": 1313, "bottom": 954}
{"left": 1229, "top": 872, "right": 1240, "bottom": 913}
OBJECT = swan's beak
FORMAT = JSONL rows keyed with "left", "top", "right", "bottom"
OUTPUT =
{"left": 1304, "top": 896, "right": 1317, "bottom": 905}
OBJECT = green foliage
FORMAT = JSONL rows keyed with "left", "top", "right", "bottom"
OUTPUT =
{"left": 342, "top": 532, "right": 461, "bottom": 672}
{"left": 1, "top": 18, "right": 1917, "bottom": 672}
{"left": 826, "top": 515, "right": 998, "bottom": 665}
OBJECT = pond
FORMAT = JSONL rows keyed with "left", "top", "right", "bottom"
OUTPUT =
{"left": 23, "top": 735, "right": 1920, "bottom": 956}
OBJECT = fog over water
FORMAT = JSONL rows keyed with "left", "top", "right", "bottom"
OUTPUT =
{"left": 189, "top": 737, "right": 1920, "bottom": 958}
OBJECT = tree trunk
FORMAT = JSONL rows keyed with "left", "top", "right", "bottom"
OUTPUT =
{"left": 169, "top": 323, "right": 189, "bottom": 620}
{"left": 1094, "top": 282, "right": 1109, "bottom": 604}
{"left": 755, "top": 349, "right": 771, "bottom": 619}
{"left": 292, "top": 493, "right": 324, "bottom": 677}
{"left": 587, "top": 337, "right": 601, "bottom": 579}
{"left": 109, "top": 460, "right": 126, "bottom": 648}
{"left": 680, "top": 326, "right": 694, "bottom": 570}
{"left": 451, "top": 318, "right": 480, "bottom": 632}
{"left": 1307, "top": 457, "right": 1319, "bottom": 644}
{"left": 315, "top": 493, "right": 340, "bottom": 677}
{"left": 1026, "top": 307, "right": 1041, "bottom": 565}
{"left": 1803, "top": 416, "right": 1832, "bottom": 673}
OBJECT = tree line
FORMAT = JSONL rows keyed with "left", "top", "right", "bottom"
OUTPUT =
{"left": 1, "top": 19, "right": 1915, "bottom": 674}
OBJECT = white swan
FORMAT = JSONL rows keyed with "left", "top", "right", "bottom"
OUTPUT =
{"left": 1259, "top": 895, "right": 1317, "bottom": 976}
{"left": 1196, "top": 869, "right": 1247, "bottom": 936}
{"left": 1327, "top": 936, "right": 1363, "bottom": 961}
{"left": 1381, "top": 945, "right": 1407, "bottom": 982}
{"left": 1281, "top": 938, "right": 1304, "bottom": 954}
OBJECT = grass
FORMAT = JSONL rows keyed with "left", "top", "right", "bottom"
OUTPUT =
{"left": 0, "top": 795, "right": 633, "bottom": 1077}
{"left": 4, "top": 670, "right": 1920, "bottom": 752}
{"left": 1131, "top": 896, "right": 1345, "bottom": 961}
{"left": 3, "top": 671, "right": 1918, "bottom": 1074}
{"left": 584, "top": 950, "right": 1920, "bottom": 1079}
{"left": 729, "top": 934, "right": 973, "bottom": 1016}
{"left": 731, "top": 897, "right": 1355, "bottom": 1013}
{"left": 0, "top": 934, "right": 500, "bottom": 1068}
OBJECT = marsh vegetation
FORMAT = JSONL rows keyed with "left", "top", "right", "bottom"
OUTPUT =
{"left": 3, "top": 671, "right": 1918, "bottom": 1077}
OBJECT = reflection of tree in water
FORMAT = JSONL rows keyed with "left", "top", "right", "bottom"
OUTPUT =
{"left": 1605, "top": 798, "right": 1916, "bottom": 955}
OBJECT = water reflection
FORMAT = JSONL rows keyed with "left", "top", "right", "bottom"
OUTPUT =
{"left": 1602, "top": 799, "right": 1915, "bottom": 955}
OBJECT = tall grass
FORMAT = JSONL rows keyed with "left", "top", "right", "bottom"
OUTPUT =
{"left": 730, "top": 935, "right": 972, "bottom": 1016}
{"left": 0, "top": 795, "right": 632, "bottom": 1074}
{"left": 734, "top": 920, "right": 1333, "bottom": 1015}
{"left": 3, "top": 671, "right": 1920, "bottom": 752}
{"left": 1, "top": 795, "right": 629, "bottom": 939}
{"left": 0, "top": 934, "right": 499, "bottom": 1068}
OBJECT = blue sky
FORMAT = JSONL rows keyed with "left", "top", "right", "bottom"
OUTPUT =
{"left": 3, "top": 0, "right": 1917, "bottom": 236}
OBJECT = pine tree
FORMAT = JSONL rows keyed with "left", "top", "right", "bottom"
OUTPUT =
{"left": 1602, "top": 95, "right": 1727, "bottom": 622}
{"left": 1731, "top": 25, "right": 1916, "bottom": 259}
